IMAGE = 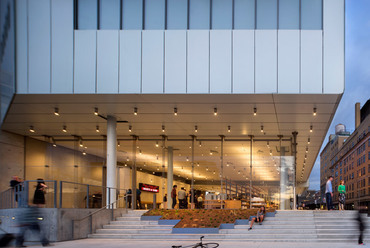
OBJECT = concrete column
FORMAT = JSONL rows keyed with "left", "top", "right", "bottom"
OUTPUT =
{"left": 249, "top": 135, "right": 253, "bottom": 208}
{"left": 280, "top": 147, "right": 288, "bottom": 210}
{"left": 292, "top": 132, "right": 298, "bottom": 210}
{"left": 167, "top": 146, "right": 173, "bottom": 209}
{"left": 106, "top": 116, "right": 117, "bottom": 207}
{"left": 131, "top": 137, "right": 137, "bottom": 209}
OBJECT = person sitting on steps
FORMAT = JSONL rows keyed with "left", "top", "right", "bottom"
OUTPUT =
{"left": 248, "top": 206, "right": 266, "bottom": 231}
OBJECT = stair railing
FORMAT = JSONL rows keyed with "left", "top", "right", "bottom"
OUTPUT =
{"left": 71, "top": 194, "right": 131, "bottom": 239}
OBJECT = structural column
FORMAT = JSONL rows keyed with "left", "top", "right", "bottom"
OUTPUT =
{"left": 292, "top": 132, "right": 298, "bottom": 210}
{"left": 249, "top": 135, "right": 253, "bottom": 208}
{"left": 131, "top": 137, "right": 137, "bottom": 209}
{"left": 280, "top": 147, "right": 288, "bottom": 210}
{"left": 167, "top": 146, "right": 174, "bottom": 209}
{"left": 106, "top": 115, "right": 117, "bottom": 207}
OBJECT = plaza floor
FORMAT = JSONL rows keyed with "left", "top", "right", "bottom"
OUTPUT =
{"left": 22, "top": 239, "right": 368, "bottom": 248}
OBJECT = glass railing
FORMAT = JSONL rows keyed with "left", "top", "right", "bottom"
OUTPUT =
{"left": 0, "top": 180, "right": 129, "bottom": 209}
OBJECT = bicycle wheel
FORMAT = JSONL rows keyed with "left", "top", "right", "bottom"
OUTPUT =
{"left": 194, "top": 243, "right": 219, "bottom": 248}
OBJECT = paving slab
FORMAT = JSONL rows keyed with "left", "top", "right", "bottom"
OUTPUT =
{"left": 22, "top": 239, "right": 369, "bottom": 248}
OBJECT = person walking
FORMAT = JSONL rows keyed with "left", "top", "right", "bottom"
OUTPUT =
{"left": 338, "top": 180, "right": 346, "bottom": 211}
{"left": 15, "top": 206, "right": 51, "bottom": 247}
{"left": 171, "top": 185, "right": 177, "bottom": 209}
{"left": 325, "top": 176, "right": 334, "bottom": 211}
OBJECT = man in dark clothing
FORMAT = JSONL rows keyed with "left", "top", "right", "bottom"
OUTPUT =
{"left": 126, "top": 189, "right": 132, "bottom": 209}
{"left": 136, "top": 189, "right": 142, "bottom": 209}
{"left": 171, "top": 185, "right": 177, "bottom": 209}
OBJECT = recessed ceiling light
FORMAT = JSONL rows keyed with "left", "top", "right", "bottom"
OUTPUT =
{"left": 174, "top": 107, "right": 178, "bottom": 116}
{"left": 134, "top": 107, "right": 138, "bottom": 115}
{"left": 62, "top": 125, "right": 67, "bottom": 133}
{"left": 96, "top": 125, "right": 100, "bottom": 133}
{"left": 254, "top": 107, "right": 257, "bottom": 116}
{"left": 94, "top": 107, "right": 98, "bottom": 116}
{"left": 29, "top": 126, "right": 35, "bottom": 133}
{"left": 313, "top": 107, "right": 317, "bottom": 116}
{"left": 214, "top": 108, "right": 218, "bottom": 116}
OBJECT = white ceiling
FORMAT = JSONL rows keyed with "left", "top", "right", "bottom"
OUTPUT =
{"left": 2, "top": 93, "right": 342, "bottom": 184}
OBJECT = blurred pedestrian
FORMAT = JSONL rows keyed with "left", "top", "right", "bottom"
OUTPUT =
{"left": 33, "top": 179, "right": 48, "bottom": 207}
{"left": 325, "top": 176, "right": 333, "bottom": 211}
{"left": 338, "top": 180, "right": 346, "bottom": 211}
{"left": 15, "top": 206, "right": 51, "bottom": 247}
{"left": 356, "top": 208, "right": 366, "bottom": 245}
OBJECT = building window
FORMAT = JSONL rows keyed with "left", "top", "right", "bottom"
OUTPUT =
{"left": 100, "top": 0, "right": 120, "bottom": 29}
{"left": 77, "top": 0, "right": 98, "bottom": 30}
{"left": 122, "top": 0, "right": 143, "bottom": 29}
{"left": 74, "top": 0, "right": 325, "bottom": 31}
{"left": 212, "top": 0, "right": 233, "bottom": 29}
{"left": 144, "top": 0, "right": 165, "bottom": 29}
{"left": 256, "top": 0, "right": 277, "bottom": 29}
{"left": 189, "top": 0, "right": 211, "bottom": 29}
{"left": 234, "top": 0, "right": 255, "bottom": 29}
{"left": 167, "top": 0, "right": 188, "bottom": 29}
{"left": 279, "top": 0, "right": 299, "bottom": 29}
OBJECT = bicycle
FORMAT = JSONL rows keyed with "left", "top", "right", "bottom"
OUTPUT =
{"left": 172, "top": 236, "right": 219, "bottom": 248}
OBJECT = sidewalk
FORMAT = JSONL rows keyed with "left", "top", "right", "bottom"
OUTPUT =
{"left": 24, "top": 239, "right": 368, "bottom": 248}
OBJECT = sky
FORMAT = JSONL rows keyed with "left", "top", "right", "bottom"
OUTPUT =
{"left": 308, "top": 0, "right": 370, "bottom": 190}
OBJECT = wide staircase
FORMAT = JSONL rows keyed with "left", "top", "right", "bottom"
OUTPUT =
{"left": 89, "top": 210, "right": 369, "bottom": 242}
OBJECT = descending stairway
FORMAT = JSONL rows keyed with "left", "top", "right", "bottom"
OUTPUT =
{"left": 89, "top": 210, "right": 370, "bottom": 242}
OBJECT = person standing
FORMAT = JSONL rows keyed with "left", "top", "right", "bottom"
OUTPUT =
{"left": 33, "top": 179, "right": 48, "bottom": 207}
{"left": 178, "top": 187, "right": 186, "bottom": 209}
{"left": 136, "top": 188, "right": 142, "bottom": 209}
{"left": 338, "top": 180, "right": 346, "bottom": 211}
{"left": 162, "top": 194, "right": 167, "bottom": 209}
{"left": 325, "top": 176, "right": 334, "bottom": 211}
{"left": 171, "top": 185, "right": 177, "bottom": 209}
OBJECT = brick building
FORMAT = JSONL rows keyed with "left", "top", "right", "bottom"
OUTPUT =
{"left": 320, "top": 100, "right": 370, "bottom": 209}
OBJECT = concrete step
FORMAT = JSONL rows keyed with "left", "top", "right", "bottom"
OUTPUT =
{"left": 235, "top": 224, "right": 316, "bottom": 229}
{"left": 96, "top": 228, "right": 172, "bottom": 234}
{"left": 116, "top": 216, "right": 141, "bottom": 221}
{"left": 259, "top": 220, "right": 315, "bottom": 225}
{"left": 315, "top": 224, "right": 362, "bottom": 229}
{"left": 117, "top": 216, "right": 141, "bottom": 220}
{"left": 316, "top": 229, "right": 360, "bottom": 234}
{"left": 103, "top": 224, "right": 173, "bottom": 229}
{"left": 220, "top": 228, "right": 317, "bottom": 234}
{"left": 88, "top": 233, "right": 319, "bottom": 240}
{"left": 109, "top": 220, "right": 158, "bottom": 225}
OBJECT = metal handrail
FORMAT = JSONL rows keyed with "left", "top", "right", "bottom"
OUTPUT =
{"left": 71, "top": 194, "right": 131, "bottom": 239}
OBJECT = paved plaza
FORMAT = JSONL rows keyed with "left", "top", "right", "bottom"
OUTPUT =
{"left": 22, "top": 239, "right": 368, "bottom": 248}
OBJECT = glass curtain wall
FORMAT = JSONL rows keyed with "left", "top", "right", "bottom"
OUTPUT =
{"left": 36, "top": 135, "right": 295, "bottom": 209}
